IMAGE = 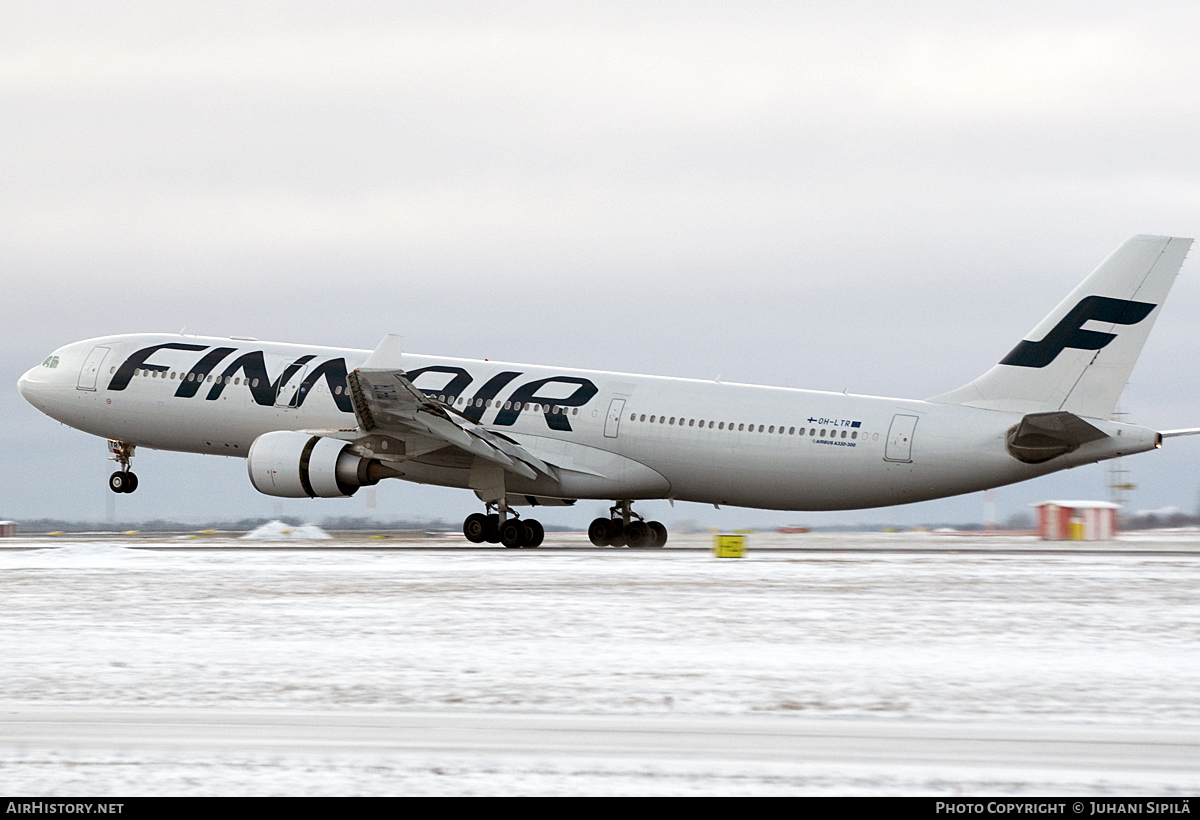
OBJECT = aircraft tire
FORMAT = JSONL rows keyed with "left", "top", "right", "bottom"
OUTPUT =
{"left": 463, "top": 513, "right": 488, "bottom": 543}
{"left": 109, "top": 471, "right": 138, "bottom": 494}
{"left": 587, "top": 518, "right": 611, "bottom": 546}
{"left": 524, "top": 519, "right": 544, "bottom": 548}
{"left": 500, "top": 519, "right": 527, "bottom": 548}
{"left": 624, "top": 521, "right": 651, "bottom": 548}
{"left": 648, "top": 521, "right": 667, "bottom": 547}
{"left": 484, "top": 514, "right": 501, "bottom": 543}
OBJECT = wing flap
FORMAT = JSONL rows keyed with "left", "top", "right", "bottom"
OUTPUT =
{"left": 346, "top": 363, "right": 548, "bottom": 481}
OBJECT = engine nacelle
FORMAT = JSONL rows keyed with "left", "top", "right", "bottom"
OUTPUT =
{"left": 247, "top": 431, "right": 388, "bottom": 498}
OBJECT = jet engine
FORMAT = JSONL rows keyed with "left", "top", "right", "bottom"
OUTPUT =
{"left": 247, "top": 431, "right": 400, "bottom": 498}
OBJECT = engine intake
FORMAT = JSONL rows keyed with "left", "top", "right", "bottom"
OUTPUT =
{"left": 247, "top": 431, "right": 399, "bottom": 498}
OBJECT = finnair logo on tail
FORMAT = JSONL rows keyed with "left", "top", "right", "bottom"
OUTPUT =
{"left": 1000, "top": 296, "right": 1156, "bottom": 369}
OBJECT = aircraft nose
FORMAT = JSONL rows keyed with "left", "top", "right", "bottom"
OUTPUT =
{"left": 17, "top": 367, "right": 36, "bottom": 399}
{"left": 17, "top": 363, "right": 52, "bottom": 407}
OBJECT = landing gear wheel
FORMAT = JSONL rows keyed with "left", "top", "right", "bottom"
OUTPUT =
{"left": 588, "top": 518, "right": 612, "bottom": 546}
{"left": 484, "top": 514, "right": 501, "bottom": 544}
{"left": 500, "top": 519, "right": 528, "bottom": 548}
{"left": 108, "top": 471, "right": 138, "bottom": 494}
{"left": 648, "top": 521, "right": 667, "bottom": 547}
{"left": 524, "top": 519, "right": 544, "bottom": 548}
{"left": 463, "top": 513, "right": 488, "bottom": 543}
{"left": 624, "top": 521, "right": 651, "bottom": 548}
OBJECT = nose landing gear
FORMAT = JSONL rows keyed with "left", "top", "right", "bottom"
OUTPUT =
{"left": 589, "top": 500, "right": 666, "bottom": 547}
{"left": 107, "top": 440, "right": 139, "bottom": 494}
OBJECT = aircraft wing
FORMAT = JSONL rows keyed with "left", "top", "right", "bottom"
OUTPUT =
{"left": 342, "top": 366, "right": 553, "bottom": 482}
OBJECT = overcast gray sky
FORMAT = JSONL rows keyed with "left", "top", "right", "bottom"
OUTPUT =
{"left": 4, "top": 1, "right": 1200, "bottom": 529}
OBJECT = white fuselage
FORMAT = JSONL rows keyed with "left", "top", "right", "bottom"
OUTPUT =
{"left": 18, "top": 333, "right": 1161, "bottom": 511}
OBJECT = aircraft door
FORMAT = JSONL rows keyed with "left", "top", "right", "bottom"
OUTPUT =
{"left": 884, "top": 414, "right": 919, "bottom": 462}
{"left": 76, "top": 346, "right": 110, "bottom": 391}
{"left": 604, "top": 398, "right": 626, "bottom": 438}
{"left": 275, "top": 365, "right": 310, "bottom": 408}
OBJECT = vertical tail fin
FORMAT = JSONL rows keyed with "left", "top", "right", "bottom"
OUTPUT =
{"left": 930, "top": 235, "right": 1192, "bottom": 418}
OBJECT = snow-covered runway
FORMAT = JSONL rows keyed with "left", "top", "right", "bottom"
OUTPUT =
{"left": 2, "top": 532, "right": 1198, "bottom": 794}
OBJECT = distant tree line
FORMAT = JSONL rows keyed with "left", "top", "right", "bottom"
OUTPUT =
{"left": 1, "top": 515, "right": 582, "bottom": 534}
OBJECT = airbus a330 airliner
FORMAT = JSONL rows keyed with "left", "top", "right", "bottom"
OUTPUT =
{"left": 18, "top": 235, "right": 1200, "bottom": 547}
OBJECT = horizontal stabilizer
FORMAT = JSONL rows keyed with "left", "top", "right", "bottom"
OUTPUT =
{"left": 1160, "top": 428, "right": 1200, "bottom": 439}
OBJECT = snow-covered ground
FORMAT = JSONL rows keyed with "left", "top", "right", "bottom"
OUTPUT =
{"left": 1, "top": 531, "right": 1198, "bottom": 794}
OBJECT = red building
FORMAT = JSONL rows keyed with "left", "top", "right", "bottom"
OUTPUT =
{"left": 1033, "top": 501, "right": 1119, "bottom": 541}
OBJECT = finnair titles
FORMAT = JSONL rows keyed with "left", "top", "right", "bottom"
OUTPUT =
{"left": 19, "top": 235, "right": 1200, "bottom": 547}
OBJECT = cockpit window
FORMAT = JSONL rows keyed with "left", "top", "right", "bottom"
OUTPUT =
{"left": 41, "top": 356, "right": 59, "bottom": 369}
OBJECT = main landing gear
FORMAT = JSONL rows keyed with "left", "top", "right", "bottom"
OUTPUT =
{"left": 589, "top": 500, "right": 667, "bottom": 548}
{"left": 463, "top": 506, "right": 545, "bottom": 548}
{"left": 107, "top": 440, "right": 139, "bottom": 494}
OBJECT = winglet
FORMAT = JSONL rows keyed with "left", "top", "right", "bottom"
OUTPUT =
{"left": 361, "top": 334, "right": 403, "bottom": 370}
